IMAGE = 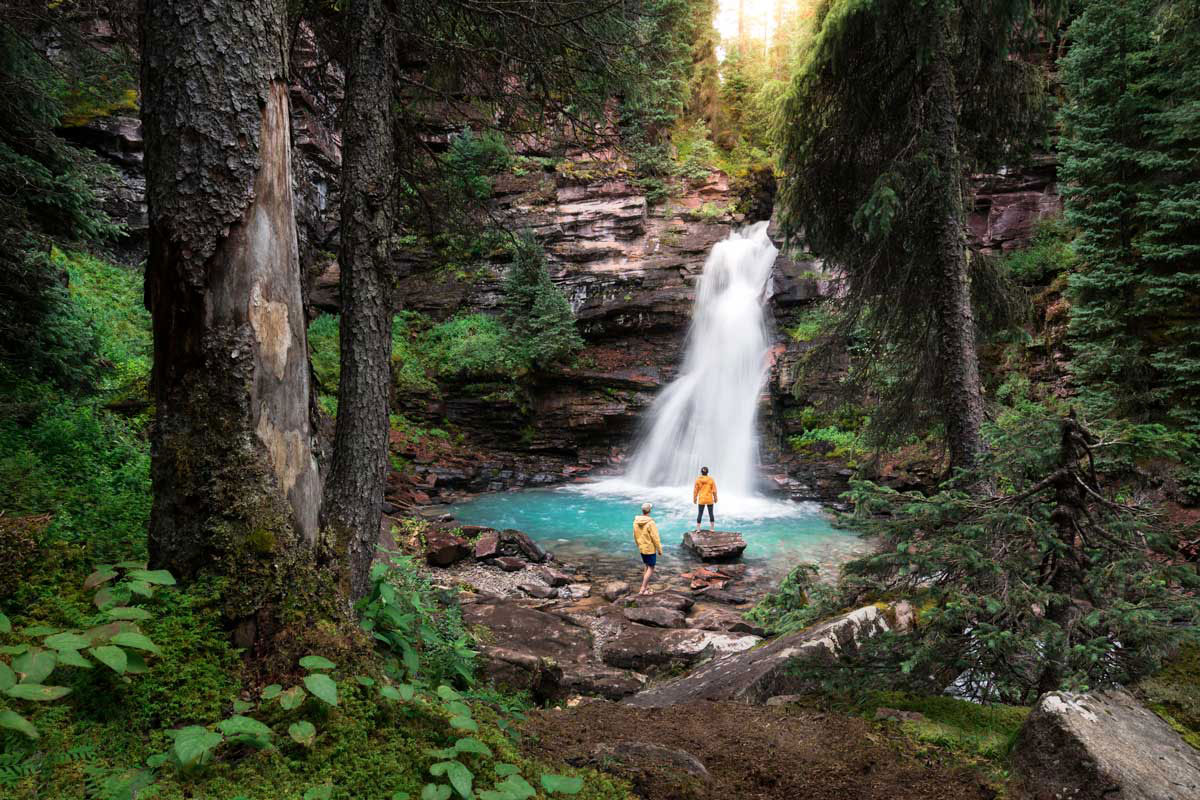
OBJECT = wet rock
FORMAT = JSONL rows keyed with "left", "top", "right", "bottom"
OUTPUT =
{"left": 473, "top": 530, "right": 500, "bottom": 560}
{"left": 518, "top": 582, "right": 556, "bottom": 599}
{"left": 559, "top": 583, "right": 592, "bottom": 600}
{"left": 601, "top": 626, "right": 761, "bottom": 673}
{"left": 622, "top": 606, "right": 686, "bottom": 629}
{"left": 425, "top": 529, "right": 471, "bottom": 567}
{"left": 1011, "top": 689, "right": 1200, "bottom": 800}
{"left": 627, "top": 592, "right": 694, "bottom": 613}
{"left": 601, "top": 581, "right": 630, "bottom": 602}
{"left": 689, "top": 607, "right": 765, "bottom": 637}
{"left": 625, "top": 605, "right": 891, "bottom": 707}
{"left": 681, "top": 530, "right": 747, "bottom": 561}
{"left": 494, "top": 557, "right": 526, "bottom": 572}
{"left": 693, "top": 587, "right": 750, "bottom": 605}
{"left": 534, "top": 566, "right": 572, "bottom": 587}
{"left": 500, "top": 529, "right": 547, "bottom": 563}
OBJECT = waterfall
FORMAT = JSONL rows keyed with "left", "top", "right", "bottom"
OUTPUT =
{"left": 627, "top": 221, "right": 778, "bottom": 496}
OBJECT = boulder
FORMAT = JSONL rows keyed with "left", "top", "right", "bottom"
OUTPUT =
{"left": 681, "top": 530, "right": 746, "bottom": 561}
{"left": 625, "top": 605, "right": 891, "bottom": 707}
{"left": 494, "top": 556, "right": 526, "bottom": 572}
{"left": 517, "top": 582, "right": 556, "bottom": 599}
{"left": 689, "top": 607, "right": 765, "bottom": 637}
{"left": 474, "top": 645, "right": 563, "bottom": 703}
{"left": 627, "top": 591, "right": 693, "bottom": 613}
{"left": 533, "top": 565, "right": 572, "bottom": 587}
{"left": 1011, "top": 689, "right": 1200, "bottom": 800}
{"left": 693, "top": 587, "right": 750, "bottom": 605}
{"left": 500, "top": 529, "right": 547, "bottom": 563}
{"left": 425, "top": 529, "right": 471, "bottom": 567}
{"left": 473, "top": 530, "right": 500, "bottom": 559}
{"left": 559, "top": 583, "right": 592, "bottom": 600}
{"left": 622, "top": 606, "right": 687, "bottom": 629}
{"left": 601, "top": 626, "right": 760, "bottom": 673}
{"left": 584, "top": 741, "right": 710, "bottom": 782}
{"left": 561, "top": 666, "right": 647, "bottom": 701}
{"left": 601, "top": 581, "right": 631, "bottom": 602}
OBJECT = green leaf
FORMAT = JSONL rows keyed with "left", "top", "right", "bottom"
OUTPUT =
{"left": 540, "top": 775, "right": 584, "bottom": 795}
{"left": 355, "top": 675, "right": 376, "bottom": 686}
{"left": 494, "top": 774, "right": 536, "bottom": 799}
{"left": 449, "top": 716, "right": 478, "bottom": 732}
{"left": 128, "top": 580, "right": 154, "bottom": 598}
{"left": 0, "top": 612, "right": 10, "bottom": 633}
{"left": 303, "top": 673, "right": 338, "bottom": 706}
{"left": 43, "top": 632, "right": 92, "bottom": 652}
{"left": 0, "top": 645, "right": 28, "bottom": 656}
{"left": 400, "top": 683, "right": 416, "bottom": 701}
{"left": 380, "top": 685, "right": 402, "bottom": 702}
{"left": 90, "top": 645, "right": 127, "bottom": 674}
{"left": 391, "top": 793, "right": 411, "bottom": 800}
{"left": 453, "top": 737, "right": 491, "bottom": 757}
{"left": 233, "top": 699, "right": 253, "bottom": 713}
{"left": 0, "top": 661, "right": 14, "bottom": 691}
{"left": 56, "top": 649, "right": 92, "bottom": 669}
{"left": 421, "top": 784, "right": 452, "bottom": 800}
{"left": 444, "top": 700, "right": 472, "bottom": 718}
{"left": 0, "top": 710, "right": 38, "bottom": 739}
{"left": 430, "top": 760, "right": 472, "bottom": 799}
{"left": 436, "top": 685, "right": 462, "bottom": 702}
{"left": 109, "top": 632, "right": 161, "bottom": 655}
{"left": 218, "top": 715, "right": 272, "bottom": 741}
{"left": 172, "top": 726, "right": 223, "bottom": 769}
{"left": 6, "top": 683, "right": 71, "bottom": 701}
{"left": 299, "top": 655, "right": 336, "bottom": 671}
{"left": 84, "top": 567, "right": 119, "bottom": 590}
{"left": 124, "top": 650, "right": 149, "bottom": 674}
{"left": 494, "top": 764, "right": 521, "bottom": 777}
{"left": 261, "top": 684, "right": 283, "bottom": 700}
{"left": 126, "top": 569, "right": 177, "bottom": 586}
{"left": 13, "top": 649, "right": 56, "bottom": 684}
{"left": 303, "top": 787, "right": 332, "bottom": 800}
{"left": 279, "top": 685, "right": 307, "bottom": 710}
{"left": 288, "top": 720, "right": 317, "bottom": 747}
{"left": 93, "top": 586, "right": 116, "bottom": 609}
{"left": 105, "top": 607, "right": 153, "bottom": 621}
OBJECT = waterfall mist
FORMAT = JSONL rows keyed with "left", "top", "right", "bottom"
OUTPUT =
{"left": 627, "top": 221, "right": 778, "bottom": 496}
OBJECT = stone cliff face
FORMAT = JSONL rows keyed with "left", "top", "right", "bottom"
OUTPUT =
{"left": 60, "top": 19, "right": 1061, "bottom": 504}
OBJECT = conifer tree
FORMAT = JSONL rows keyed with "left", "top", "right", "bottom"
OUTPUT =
{"left": 777, "top": 0, "right": 1055, "bottom": 472}
{"left": 503, "top": 237, "right": 584, "bottom": 371}
{"left": 1062, "top": 0, "right": 1200, "bottom": 431}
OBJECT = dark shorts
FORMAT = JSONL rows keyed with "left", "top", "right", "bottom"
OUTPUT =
{"left": 640, "top": 553, "right": 657, "bottom": 567}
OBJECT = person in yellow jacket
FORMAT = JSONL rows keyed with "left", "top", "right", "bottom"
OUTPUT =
{"left": 693, "top": 466, "right": 717, "bottom": 531}
{"left": 632, "top": 502, "right": 663, "bottom": 596}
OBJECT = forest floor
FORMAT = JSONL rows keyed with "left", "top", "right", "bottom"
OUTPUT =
{"left": 522, "top": 700, "right": 999, "bottom": 800}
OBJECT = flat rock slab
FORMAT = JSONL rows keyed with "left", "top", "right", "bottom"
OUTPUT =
{"left": 625, "top": 605, "right": 890, "bottom": 708}
{"left": 601, "top": 625, "right": 760, "bottom": 673}
{"left": 625, "top": 591, "right": 694, "bottom": 612}
{"left": 622, "top": 606, "right": 687, "bottom": 629}
{"left": 1011, "top": 689, "right": 1200, "bottom": 800}
{"left": 681, "top": 530, "right": 746, "bottom": 561}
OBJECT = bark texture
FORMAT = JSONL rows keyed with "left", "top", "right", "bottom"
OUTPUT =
{"left": 322, "top": 0, "right": 397, "bottom": 599}
{"left": 142, "top": 0, "right": 322, "bottom": 634}
{"left": 929, "top": 19, "right": 986, "bottom": 473}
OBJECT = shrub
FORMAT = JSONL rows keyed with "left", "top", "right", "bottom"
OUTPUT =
{"left": 307, "top": 313, "right": 341, "bottom": 397}
{"left": 423, "top": 314, "right": 523, "bottom": 380}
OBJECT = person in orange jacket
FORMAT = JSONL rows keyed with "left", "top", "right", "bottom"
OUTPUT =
{"left": 693, "top": 466, "right": 717, "bottom": 531}
{"left": 632, "top": 502, "right": 663, "bottom": 596}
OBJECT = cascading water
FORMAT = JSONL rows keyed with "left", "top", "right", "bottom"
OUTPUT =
{"left": 626, "top": 221, "right": 778, "bottom": 496}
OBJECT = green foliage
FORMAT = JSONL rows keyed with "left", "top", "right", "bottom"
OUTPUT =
{"left": 744, "top": 563, "right": 838, "bottom": 635}
{"left": 1135, "top": 644, "right": 1200, "bottom": 749}
{"left": 502, "top": 237, "right": 584, "bottom": 371}
{"left": 423, "top": 315, "right": 524, "bottom": 380}
{"left": 358, "top": 552, "right": 476, "bottom": 688}
{"left": 809, "top": 399, "right": 1200, "bottom": 704}
{"left": 307, "top": 313, "right": 342, "bottom": 398}
{"left": 392, "top": 314, "right": 441, "bottom": 395}
{"left": 998, "top": 218, "right": 1077, "bottom": 285}
{"left": 1060, "top": 0, "right": 1200, "bottom": 432}
{"left": 788, "top": 426, "right": 864, "bottom": 463}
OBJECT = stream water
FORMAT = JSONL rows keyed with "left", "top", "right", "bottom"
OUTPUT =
{"left": 447, "top": 223, "right": 865, "bottom": 587}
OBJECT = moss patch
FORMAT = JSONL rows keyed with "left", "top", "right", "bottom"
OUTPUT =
{"left": 1137, "top": 643, "right": 1200, "bottom": 749}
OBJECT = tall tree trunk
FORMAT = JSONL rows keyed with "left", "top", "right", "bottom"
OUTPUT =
{"left": 323, "top": 0, "right": 397, "bottom": 600}
{"left": 142, "top": 0, "right": 324, "bottom": 646}
{"left": 929, "top": 17, "right": 986, "bottom": 473}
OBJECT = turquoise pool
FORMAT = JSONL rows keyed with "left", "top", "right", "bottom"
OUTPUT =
{"left": 444, "top": 480, "right": 868, "bottom": 581}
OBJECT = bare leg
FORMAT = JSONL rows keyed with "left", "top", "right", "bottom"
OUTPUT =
{"left": 639, "top": 565, "right": 654, "bottom": 595}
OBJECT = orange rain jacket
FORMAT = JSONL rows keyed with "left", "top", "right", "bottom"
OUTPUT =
{"left": 693, "top": 475, "right": 718, "bottom": 505}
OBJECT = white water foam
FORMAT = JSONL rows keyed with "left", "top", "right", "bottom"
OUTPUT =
{"left": 624, "top": 220, "right": 779, "bottom": 497}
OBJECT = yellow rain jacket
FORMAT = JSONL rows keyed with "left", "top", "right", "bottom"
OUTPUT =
{"left": 633, "top": 515, "right": 663, "bottom": 555}
{"left": 693, "top": 475, "right": 718, "bottom": 505}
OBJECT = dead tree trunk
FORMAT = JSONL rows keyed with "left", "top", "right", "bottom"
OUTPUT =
{"left": 142, "top": 0, "right": 324, "bottom": 647}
